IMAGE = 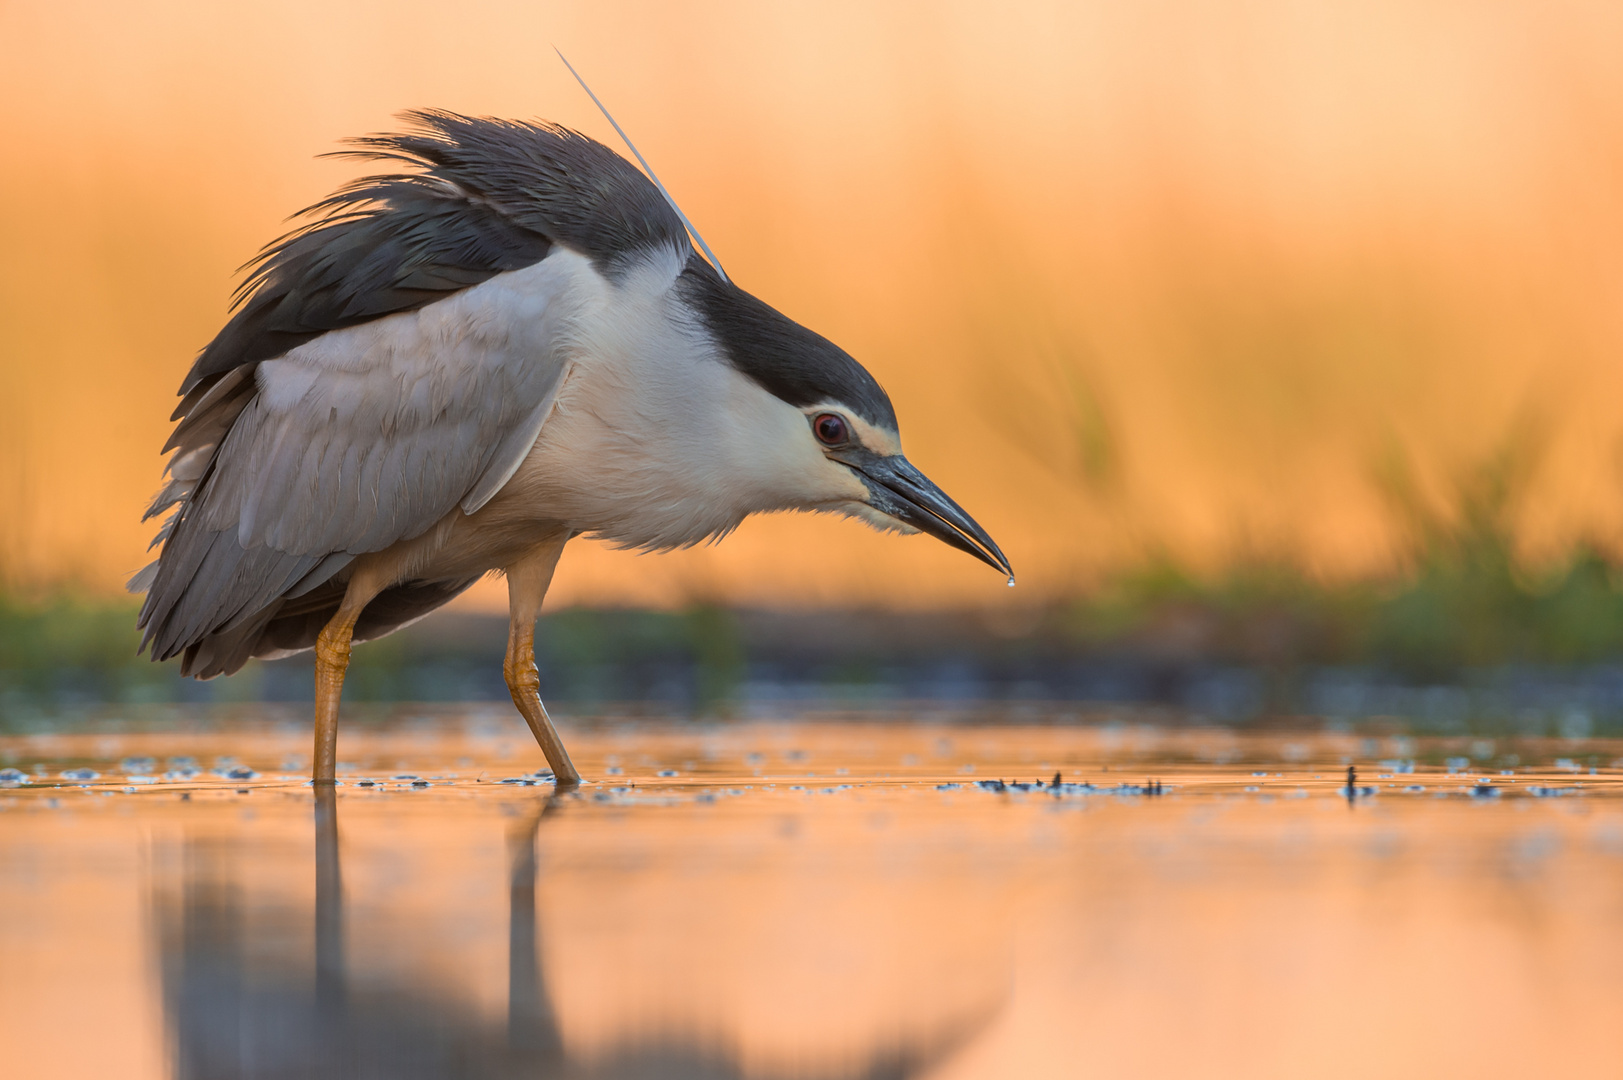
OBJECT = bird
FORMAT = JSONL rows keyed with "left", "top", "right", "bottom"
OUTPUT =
{"left": 130, "top": 106, "right": 1011, "bottom": 788}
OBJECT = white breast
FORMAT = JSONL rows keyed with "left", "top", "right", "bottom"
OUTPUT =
{"left": 491, "top": 248, "right": 855, "bottom": 551}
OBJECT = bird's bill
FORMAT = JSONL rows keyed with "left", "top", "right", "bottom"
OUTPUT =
{"left": 849, "top": 454, "right": 1013, "bottom": 579}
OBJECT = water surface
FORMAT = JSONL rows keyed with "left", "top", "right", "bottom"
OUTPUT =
{"left": 3, "top": 713, "right": 1621, "bottom": 1078}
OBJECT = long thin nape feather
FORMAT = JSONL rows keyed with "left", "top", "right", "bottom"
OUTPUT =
{"left": 555, "top": 48, "right": 730, "bottom": 283}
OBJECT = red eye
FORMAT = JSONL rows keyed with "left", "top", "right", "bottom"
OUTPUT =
{"left": 813, "top": 413, "right": 849, "bottom": 446}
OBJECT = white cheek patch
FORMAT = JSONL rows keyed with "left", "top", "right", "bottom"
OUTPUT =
{"left": 824, "top": 464, "right": 875, "bottom": 504}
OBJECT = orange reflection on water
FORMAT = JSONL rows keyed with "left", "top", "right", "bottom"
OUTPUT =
{"left": 1, "top": 718, "right": 1621, "bottom": 1077}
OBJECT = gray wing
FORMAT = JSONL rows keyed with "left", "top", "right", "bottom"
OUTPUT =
{"left": 135, "top": 253, "right": 583, "bottom": 667}
{"left": 134, "top": 111, "right": 687, "bottom": 673}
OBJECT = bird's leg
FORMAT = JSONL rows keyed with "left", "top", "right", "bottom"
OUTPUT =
{"left": 312, "top": 620, "right": 356, "bottom": 785}
{"left": 505, "top": 622, "right": 579, "bottom": 787}
{"left": 312, "top": 569, "right": 385, "bottom": 785}
{"left": 504, "top": 538, "right": 580, "bottom": 788}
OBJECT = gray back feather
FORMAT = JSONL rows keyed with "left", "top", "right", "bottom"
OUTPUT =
{"left": 183, "top": 111, "right": 687, "bottom": 397}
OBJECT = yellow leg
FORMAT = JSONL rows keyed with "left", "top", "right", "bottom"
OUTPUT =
{"left": 312, "top": 618, "right": 355, "bottom": 784}
{"left": 312, "top": 569, "right": 384, "bottom": 785}
{"left": 504, "top": 538, "right": 580, "bottom": 789}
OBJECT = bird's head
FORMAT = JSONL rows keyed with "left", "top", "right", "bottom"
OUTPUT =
{"left": 677, "top": 261, "right": 1013, "bottom": 581}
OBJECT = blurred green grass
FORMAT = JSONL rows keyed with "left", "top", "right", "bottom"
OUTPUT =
{"left": 5, "top": 429, "right": 1623, "bottom": 719}
{"left": 1067, "top": 423, "right": 1623, "bottom": 674}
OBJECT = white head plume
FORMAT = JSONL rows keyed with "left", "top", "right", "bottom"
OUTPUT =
{"left": 555, "top": 48, "right": 730, "bottom": 284}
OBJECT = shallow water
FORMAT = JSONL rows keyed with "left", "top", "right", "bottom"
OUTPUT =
{"left": 3, "top": 712, "right": 1622, "bottom": 1078}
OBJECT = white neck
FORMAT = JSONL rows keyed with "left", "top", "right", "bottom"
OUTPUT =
{"left": 505, "top": 248, "right": 868, "bottom": 550}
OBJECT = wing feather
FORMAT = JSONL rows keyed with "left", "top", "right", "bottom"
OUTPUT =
{"left": 138, "top": 252, "right": 589, "bottom": 661}
{"left": 136, "top": 109, "right": 685, "bottom": 670}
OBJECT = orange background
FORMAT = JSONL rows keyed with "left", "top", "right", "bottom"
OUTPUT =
{"left": 3, "top": 0, "right": 1622, "bottom": 610}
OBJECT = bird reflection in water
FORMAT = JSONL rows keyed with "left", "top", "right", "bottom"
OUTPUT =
{"left": 156, "top": 791, "right": 986, "bottom": 1079}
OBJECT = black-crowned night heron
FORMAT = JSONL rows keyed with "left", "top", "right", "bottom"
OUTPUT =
{"left": 132, "top": 107, "right": 1011, "bottom": 787}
